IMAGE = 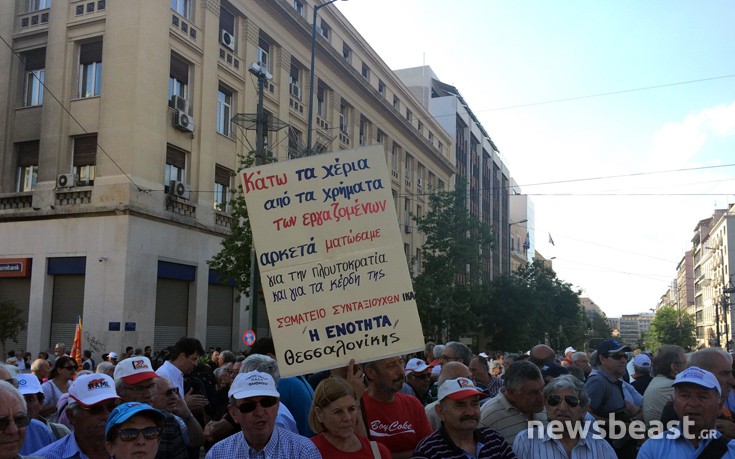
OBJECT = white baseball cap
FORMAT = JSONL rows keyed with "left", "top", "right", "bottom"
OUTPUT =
{"left": 108, "top": 352, "right": 119, "bottom": 360}
{"left": 673, "top": 366, "right": 721, "bottom": 396}
{"left": 16, "top": 374, "right": 42, "bottom": 395}
{"left": 114, "top": 357, "right": 159, "bottom": 384}
{"left": 437, "top": 377, "right": 488, "bottom": 402}
{"left": 564, "top": 346, "right": 577, "bottom": 355}
{"left": 69, "top": 373, "right": 121, "bottom": 407}
{"left": 632, "top": 354, "right": 652, "bottom": 368}
{"left": 228, "top": 371, "right": 280, "bottom": 400}
{"left": 404, "top": 358, "right": 433, "bottom": 375}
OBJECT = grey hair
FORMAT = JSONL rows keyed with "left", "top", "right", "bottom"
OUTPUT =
{"left": 0, "top": 362, "right": 20, "bottom": 377}
{"left": 31, "top": 359, "right": 49, "bottom": 373}
{"left": 240, "top": 354, "right": 280, "bottom": 384}
{"left": 652, "top": 345, "right": 685, "bottom": 377}
{"left": 0, "top": 380, "right": 27, "bottom": 413}
{"left": 544, "top": 374, "right": 589, "bottom": 409}
{"left": 213, "top": 366, "right": 227, "bottom": 381}
{"left": 96, "top": 361, "right": 114, "bottom": 376}
{"left": 219, "top": 350, "right": 236, "bottom": 364}
{"left": 689, "top": 347, "right": 733, "bottom": 372}
{"left": 505, "top": 361, "right": 543, "bottom": 391}
{"left": 433, "top": 345, "right": 445, "bottom": 359}
{"left": 571, "top": 352, "right": 587, "bottom": 363}
{"left": 445, "top": 341, "right": 472, "bottom": 365}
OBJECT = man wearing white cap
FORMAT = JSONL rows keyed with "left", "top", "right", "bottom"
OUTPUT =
{"left": 405, "top": 358, "right": 435, "bottom": 406}
{"left": 32, "top": 373, "right": 121, "bottom": 459}
{"left": 14, "top": 374, "right": 59, "bottom": 455}
{"left": 561, "top": 346, "right": 576, "bottom": 366}
{"left": 638, "top": 366, "right": 735, "bottom": 457}
{"left": 630, "top": 353, "right": 653, "bottom": 395}
{"left": 205, "top": 371, "right": 321, "bottom": 458}
{"left": 413, "top": 377, "right": 515, "bottom": 458}
{"left": 115, "top": 356, "right": 200, "bottom": 458}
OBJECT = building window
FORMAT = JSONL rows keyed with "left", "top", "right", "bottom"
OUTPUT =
{"left": 73, "top": 135, "right": 97, "bottom": 185}
{"left": 391, "top": 143, "right": 399, "bottom": 172}
{"left": 216, "top": 85, "right": 232, "bottom": 136}
{"left": 361, "top": 63, "right": 370, "bottom": 80}
{"left": 406, "top": 108, "right": 412, "bottom": 123}
{"left": 378, "top": 79, "right": 385, "bottom": 97}
{"left": 316, "top": 83, "right": 326, "bottom": 117}
{"left": 359, "top": 116, "right": 369, "bottom": 146}
{"left": 214, "top": 164, "right": 232, "bottom": 212}
{"left": 289, "top": 62, "right": 301, "bottom": 99}
{"left": 288, "top": 126, "right": 302, "bottom": 158}
{"left": 319, "top": 20, "right": 331, "bottom": 40}
{"left": 393, "top": 95, "right": 400, "bottom": 111}
{"left": 171, "top": 0, "right": 191, "bottom": 19}
{"left": 219, "top": 6, "right": 235, "bottom": 45}
{"left": 78, "top": 41, "right": 102, "bottom": 98}
{"left": 377, "top": 129, "right": 384, "bottom": 144}
{"left": 293, "top": 0, "right": 304, "bottom": 16}
{"left": 15, "top": 141, "right": 39, "bottom": 192}
{"left": 23, "top": 48, "right": 45, "bottom": 107}
{"left": 342, "top": 43, "right": 351, "bottom": 62}
{"left": 417, "top": 120, "right": 423, "bottom": 134}
{"left": 428, "top": 131, "right": 434, "bottom": 144}
{"left": 165, "top": 145, "right": 186, "bottom": 191}
{"left": 258, "top": 37, "right": 270, "bottom": 71}
{"left": 169, "top": 53, "right": 189, "bottom": 106}
{"left": 339, "top": 102, "right": 349, "bottom": 133}
{"left": 404, "top": 154, "right": 412, "bottom": 179}
{"left": 28, "top": 0, "right": 51, "bottom": 12}
{"left": 438, "top": 141, "right": 443, "bottom": 152}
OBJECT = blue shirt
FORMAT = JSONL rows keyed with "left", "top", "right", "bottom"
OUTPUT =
{"left": 21, "top": 419, "right": 56, "bottom": 455}
{"left": 32, "top": 433, "right": 90, "bottom": 459}
{"left": 205, "top": 427, "right": 321, "bottom": 459}
{"left": 638, "top": 424, "right": 735, "bottom": 458}
{"left": 277, "top": 376, "right": 315, "bottom": 437}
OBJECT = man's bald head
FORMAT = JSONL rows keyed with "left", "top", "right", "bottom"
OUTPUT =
{"left": 438, "top": 361, "right": 471, "bottom": 385}
{"left": 529, "top": 345, "right": 556, "bottom": 368}
{"left": 0, "top": 364, "right": 11, "bottom": 380}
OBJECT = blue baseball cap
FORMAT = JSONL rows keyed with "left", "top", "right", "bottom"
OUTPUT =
{"left": 105, "top": 402, "right": 165, "bottom": 441}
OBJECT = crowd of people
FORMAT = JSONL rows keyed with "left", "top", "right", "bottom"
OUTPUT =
{"left": 3, "top": 337, "right": 735, "bottom": 458}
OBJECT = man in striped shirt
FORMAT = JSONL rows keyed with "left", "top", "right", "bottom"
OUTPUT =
{"left": 413, "top": 377, "right": 516, "bottom": 458}
{"left": 479, "top": 361, "right": 548, "bottom": 444}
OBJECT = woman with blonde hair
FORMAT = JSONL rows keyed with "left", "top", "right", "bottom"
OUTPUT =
{"left": 309, "top": 377, "right": 391, "bottom": 458}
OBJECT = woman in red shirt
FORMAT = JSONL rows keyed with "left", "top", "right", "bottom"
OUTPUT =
{"left": 310, "top": 378, "right": 391, "bottom": 458}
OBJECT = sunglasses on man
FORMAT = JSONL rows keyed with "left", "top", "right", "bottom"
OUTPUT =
{"left": 546, "top": 394, "right": 581, "bottom": 407}
{"left": 233, "top": 396, "right": 278, "bottom": 414}
{"left": 116, "top": 426, "right": 163, "bottom": 442}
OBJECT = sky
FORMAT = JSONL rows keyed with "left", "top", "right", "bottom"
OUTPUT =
{"left": 336, "top": 1, "right": 735, "bottom": 318}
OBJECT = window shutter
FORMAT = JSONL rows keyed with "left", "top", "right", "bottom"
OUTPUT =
{"left": 24, "top": 48, "right": 46, "bottom": 70}
{"left": 170, "top": 54, "right": 189, "bottom": 84}
{"left": 73, "top": 135, "right": 97, "bottom": 166}
{"left": 214, "top": 165, "right": 231, "bottom": 186}
{"left": 166, "top": 145, "right": 186, "bottom": 169}
{"left": 17, "top": 141, "right": 39, "bottom": 167}
{"left": 79, "top": 41, "right": 102, "bottom": 65}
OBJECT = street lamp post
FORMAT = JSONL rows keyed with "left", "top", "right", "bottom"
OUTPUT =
{"left": 508, "top": 219, "right": 528, "bottom": 274}
{"left": 306, "top": 0, "right": 346, "bottom": 152}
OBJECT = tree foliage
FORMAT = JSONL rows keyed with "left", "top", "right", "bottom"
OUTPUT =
{"left": 474, "top": 260, "right": 585, "bottom": 351}
{"left": 412, "top": 181, "right": 494, "bottom": 342}
{"left": 0, "top": 300, "right": 26, "bottom": 356}
{"left": 644, "top": 305, "right": 696, "bottom": 351}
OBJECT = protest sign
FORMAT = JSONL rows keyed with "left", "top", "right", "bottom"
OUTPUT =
{"left": 242, "top": 145, "right": 424, "bottom": 377}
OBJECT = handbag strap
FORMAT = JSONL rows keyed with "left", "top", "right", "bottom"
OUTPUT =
{"left": 369, "top": 440, "right": 381, "bottom": 459}
{"left": 697, "top": 435, "right": 729, "bottom": 459}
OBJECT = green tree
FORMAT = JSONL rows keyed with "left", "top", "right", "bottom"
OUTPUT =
{"left": 476, "top": 260, "right": 584, "bottom": 351}
{"left": 644, "top": 306, "right": 696, "bottom": 351}
{"left": 0, "top": 300, "right": 26, "bottom": 357}
{"left": 412, "top": 181, "right": 494, "bottom": 342}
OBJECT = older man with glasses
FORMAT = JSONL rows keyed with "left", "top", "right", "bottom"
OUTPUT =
{"left": 32, "top": 373, "right": 121, "bottom": 459}
{"left": 514, "top": 374, "right": 616, "bottom": 458}
{"left": 0, "top": 380, "right": 35, "bottom": 459}
{"left": 205, "top": 371, "right": 320, "bottom": 459}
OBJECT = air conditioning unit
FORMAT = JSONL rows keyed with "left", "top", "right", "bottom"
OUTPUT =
{"left": 404, "top": 224, "right": 412, "bottom": 234}
{"left": 173, "top": 109, "right": 195, "bottom": 133}
{"left": 171, "top": 95, "right": 188, "bottom": 113}
{"left": 257, "top": 48, "right": 269, "bottom": 69}
{"left": 221, "top": 30, "right": 235, "bottom": 51}
{"left": 169, "top": 180, "right": 190, "bottom": 200}
{"left": 289, "top": 83, "right": 301, "bottom": 99}
{"left": 57, "top": 173, "right": 77, "bottom": 188}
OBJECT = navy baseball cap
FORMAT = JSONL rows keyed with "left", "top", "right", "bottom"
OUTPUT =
{"left": 597, "top": 340, "right": 631, "bottom": 356}
{"left": 105, "top": 402, "right": 164, "bottom": 441}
